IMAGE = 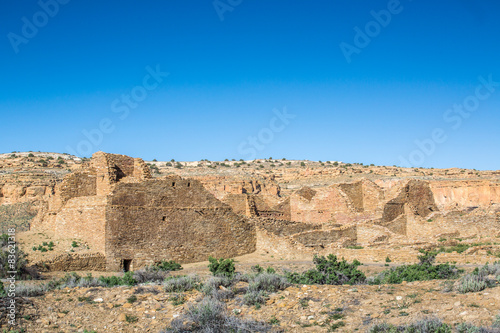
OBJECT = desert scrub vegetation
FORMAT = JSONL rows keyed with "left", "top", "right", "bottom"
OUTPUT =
{"left": 368, "top": 250, "right": 462, "bottom": 285}
{"left": 457, "top": 261, "right": 500, "bottom": 293}
{"left": 13, "top": 269, "right": 173, "bottom": 297}
{"left": 242, "top": 270, "right": 290, "bottom": 306}
{"left": 201, "top": 275, "right": 236, "bottom": 300}
{"left": 208, "top": 256, "right": 235, "bottom": 277}
{"left": 285, "top": 254, "right": 366, "bottom": 285}
{"left": 152, "top": 260, "right": 183, "bottom": 271}
{"left": 164, "top": 274, "right": 201, "bottom": 293}
{"left": 162, "top": 296, "right": 271, "bottom": 332}
{"left": 369, "top": 317, "right": 452, "bottom": 332}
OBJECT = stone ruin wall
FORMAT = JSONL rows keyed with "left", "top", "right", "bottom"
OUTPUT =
{"left": 105, "top": 179, "right": 256, "bottom": 270}
{"left": 291, "top": 225, "right": 357, "bottom": 247}
{"left": 52, "top": 196, "right": 108, "bottom": 254}
{"left": 287, "top": 180, "right": 385, "bottom": 225}
{"left": 31, "top": 152, "right": 256, "bottom": 271}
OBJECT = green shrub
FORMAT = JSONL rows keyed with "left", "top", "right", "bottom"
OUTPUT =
{"left": 153, "top": 260, "right": 182, "bottom": 271}
{"left": 385, "top": 256, "right": 391, "bottom": 263}
{"left": 285, "top": 254, "right": 366, "bottom": 285}
{"left": 98, "top": 275, "right": 123, "bottom": 287}
{"left": 208, "top": 257, "right": 235, "bottom": 277}
{"left": 266, "top": 266, "right": 276, "bottom": 274}
{"left": 370, "top": 262, "right": 461, "bottom": 285}
{"left": 71, "top": 241, "right": 78, "bottom": 248}
{"left": 122, "top": 271, "right": 137, "bottom": 286}
{"left": 251, "top": 264, "right": 264, "bottom": 274}
{"left": 98, "top": 272, "right": 136, "bottom": 287}
{"left": 369, "top": 251, "right": 462, "bottom": 285}
{"left": 437, "top": 243, "right": 470, "bottom": 254}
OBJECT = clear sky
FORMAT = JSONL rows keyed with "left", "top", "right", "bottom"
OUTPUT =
{"left": 1, "top": 1, "right": 499, "bottom": 170}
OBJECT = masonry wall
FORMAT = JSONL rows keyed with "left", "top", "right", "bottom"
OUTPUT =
{"left": 104, "top": 179, "right": 256, "bottom": 271}
{"left": 54, "top": 196, "right": 107, "bottom": 253}
{"left": 221, "top": 194, "right": 248, "bottom": 215}
{"left": 289, "top": 186, "right": 352, "bottom": 224}
{"left": 58, "top": 170, "right": 97, "bottom": 203}
{"left": 339, "top": 182, "right": 363, "bottom": 212}
{"left": 291, "top": 225, "right": 357, "bottom": 246}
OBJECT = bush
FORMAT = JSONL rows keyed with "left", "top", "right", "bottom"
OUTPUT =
{"left": 286, "top": 254, "right": 366, "bottom": 285}
{"left": 456, "top": 322, "right": 500, "bottom": 333}
{"left": 369, "top": 317, "right": 451, "bottom": 333}
{"left": 15, "top": 283, "right": 48, "bottom": 297}
{"left": 98, "top": 271, "right": 136, "bottom": 287}
{"left": 133, "top": 267, "right": 169, "bottom": 284}
{"left": 475, "top": 261, "right": 500, "bottom": 277}
{"left": 201, "top": 275, "right": 234, "bottom": 296}
{"left": 458, "top": 274, "right": 489, "bottom": 293}
{"left": 248, "top": 272, "right": 289, "bottom": 293}
{"left": 243, "top": 289, "right": 268, "bottom": 306}
{"left": 164, "top": 275, "right": 200, "bottom": 293}
{"left": 153, "top": 260, "right": 183, "bottom": 271}
{"left": 369, "top": 251, "right": 462, "bottom": 285}
{"left": 208, "top": 257, "right": 235, "bottom": 277}
{"left": 57, "top": 272, "right": 104, "bottom": 288}
{"left": 457, "top": 262, "right": 499, "bottom": 293}
{"left": 164, "top": 297, "right": 271, "bottom": 332}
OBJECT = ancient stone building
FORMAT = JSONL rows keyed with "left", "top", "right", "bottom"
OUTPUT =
{"left": 32, "top": 152, "right": 256, "bottom": 271}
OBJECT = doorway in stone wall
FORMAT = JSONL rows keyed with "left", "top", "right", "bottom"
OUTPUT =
{"left": 123, "top": 259, "right": 132, "bottom": 272}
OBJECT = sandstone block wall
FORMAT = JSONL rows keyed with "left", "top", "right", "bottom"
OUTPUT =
{"left": 54, "top": 196, "right": 107, "bottom": 253}
{"left": 33, "top": 152, "right": 257, "bottom": 271}
{"left": 105, "top": 179, "right": 256, "bottom": 270}
{"left": 291, "top": 225, "right": 357, "bottom": 246}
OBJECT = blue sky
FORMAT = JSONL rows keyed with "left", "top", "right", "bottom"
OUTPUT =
{"left": 1, "top": 1, "right": 499, "bottom": 169}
